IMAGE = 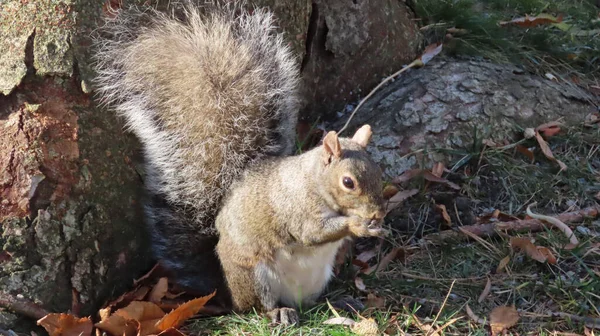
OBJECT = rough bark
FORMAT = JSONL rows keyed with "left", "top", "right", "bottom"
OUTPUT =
{"left": 333, "top": 58, "right": 599, "bottom": 179}
{"left": 0, "top": 0, "right": 422, "bottom": 330}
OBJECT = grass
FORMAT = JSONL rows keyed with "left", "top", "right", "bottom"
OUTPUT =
{"left": 184, "top": 120, "right": 599, "bottom": 334}
{"left": 409, "top": 0, "right": 600, "bottom": 83}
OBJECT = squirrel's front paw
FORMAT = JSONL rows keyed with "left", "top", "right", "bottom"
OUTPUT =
{"left": 349, "top": 217, "right": 386, "bottom": 237}
{"left": 267, "top": 307, "right": 299, "bottom": 326}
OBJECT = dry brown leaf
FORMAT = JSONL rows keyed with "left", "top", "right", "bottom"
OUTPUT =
{"left": 134, "top": 263, "right": 163, "bottom": 287}
{"left": 96, "top": 301, "right": 165, "bottom": 336}
{"left": 584, "top": 112, "right": 600, "bottom": 126}
{"left": 149, "top": 278, "right": 169, "bottom": 303}
{"left": 103, "top": 285, "right": 151, "bottom": 315}
{"left": 482, "top": 139, "right": 499, "bottom": 147}
{"left": 516, "top": 145, "right": 535, "bottom": 163}
{"left": 37, "top": 313, "right": 93, "bottom": 336}
{"left": 352, "top": 318, "right": 379, "bottom": 336}
{"left": 489, "top": 305, "right": 520, "bottom": 335}
{"left": 356, "top": 249, "right": 378, "bottom": 264}
{"left": 431, "top": 162, "right": 445, "bottom": 177}
{"left": 155, "top": 291, "right": 216, "bottom": 331}
{"left": 95, "top": 314, "right": 130, "bottom": 336}
{"left": 382, "top": 185, "right": 399, "bottom": 200}
{"left": 436, "top": 204, "right": 452, "bottom": 226}
{"left": 499, "top": 14, "right": 563, "bottom": 27}
{"left": 363, "top": 247, "right": 404, "bottom": 275}
{"left": 510, "top": 237, "right": 557, "bottom": 264}
{"left": 496, "top": 255, "right": 510, "bottom": 273}
{"left": 386, "top": 188, "right": 419, "bottom": 213}
{"left": 393, "top": 169, "right": 460, "bottom": 190}
{"left": 535, "top": 132, "right": 567, "bottom": 172}
{"left": 478, "top": 278, "right": 492, "bottom": 303}
{"left": 364, "top": 293, "right": 385, "bottom": 309}
{"left": 419, "top": 43, "right": 443, "bottom": 65}
{"left": 355, "top": 277, "right": 367, "bottom": 292}
{"left": 156, "top": 328, "right": 186, "bottom": 336}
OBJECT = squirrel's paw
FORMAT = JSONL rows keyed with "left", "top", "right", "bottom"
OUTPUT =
{"left": 267, "top": 307, "right": 299, "bottom": 326}
{"left": 349, "top": 217, "right": 386, "bottom": 237}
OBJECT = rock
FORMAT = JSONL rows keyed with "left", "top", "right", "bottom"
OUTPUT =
{"left": 333, "top": 58, "right": 598, "bottom": 179}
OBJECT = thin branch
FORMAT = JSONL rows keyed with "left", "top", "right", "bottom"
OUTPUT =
{"left": 0, "top": 291, "right": 50, "bottom": 320}
{"left": 424, "top": 206, "right": 599, "bottom": 243}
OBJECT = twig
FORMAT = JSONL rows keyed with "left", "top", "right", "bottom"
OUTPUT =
{"left": 429, "top": 280, "right": 456, "bottom": 336}
{"left": 0, "top": 291, "right": 50, "bottom": 320}
{"left": 424, "top": 206, "right": 598, "bottom": 243}
{"left": 527, "top": 202, "right": 579, "bottom": 246}
{"left": 553, "top": 312, "right": 600, "bottom": 329}
{"left": 338, "top": 61, "right": 420, "bottom": 135}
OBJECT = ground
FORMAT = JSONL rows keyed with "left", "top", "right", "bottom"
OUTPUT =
{"left": 182, "top": 122, "right": 599, "bottom": 335}
{"left": 183, "top": 0, "right": 600, "bottom": 333}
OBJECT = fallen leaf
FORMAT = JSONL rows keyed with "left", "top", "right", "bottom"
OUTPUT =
{"left": 431, "top": 162, "right": 445, "bottom": 177}
{"left": 96, "top": 301, "right": 165, "bottom": 336}
{"left": 435, "top": 204, "right": 452, "bottom": 226}
{"left": 352, "top": 318, "right": 379, "bottom": 336}
{"left": 355, "top": 277, "right": 367, "bottom": 292}
{"left": 323, "top": 317, "right": 356, "bottom": 326}
{"left": 149, "top": 278, "right": 169, "bottom": 303}
{"left": 363, "top": 247, "right": 404, "bottom": 275}
{"left": 478, "top": 278, "right": 492, "bottom": 303}
{"left": 496, "top": 255, "right": 510, "bottom": 273}
{"left": 419, "top": 43, "right": 443, "bottom": 65}
{"left": 510, "top": 237, "right": 557, "bottom": 264}
{"left": 536, "top": 120, "right": 563, "bottom": 137}
{"left": 535, "top": 132, "right": 567, "bottom": 172}
{"left": 489, "top": 305, "right": 520, "bottom": 335}
{"left": 382, "top": 185, "right": 399, "bottom": 200}
{"left": 544, "top": 73, "right": 558, "bottom": 81}
{"left": 446, "top": 27, "right": 468, "bottom": 35}
{"left": 155, "top": 291, "right": 216, "bottom": 331}
{"left": 156, "top": 328, "right": 186, "bottom": 336}
{"left": 37, "top": 314, "right": 93, "bottom": 336}
{"left": 386, "top": 188, "right": 419, "bottom": 213}
{"left": 482, "top": 139, "right": 499, "bottom": 147}
{"left": 104, "top": 285, "right": 151, "bottom": 314}
{"left": 364, "top": 293, "right": 385, "bottom": 309}
{"left": 516, "top": 145, "right": 534, "bottom": 163}
{"left": 356, "top": 249, "right": 378, "bottom": 264}
{"left": 499, "top": 13, "right": 563, "bottom": 27}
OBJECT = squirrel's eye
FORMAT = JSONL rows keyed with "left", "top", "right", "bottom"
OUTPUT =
{"left": 342, "top": 176, "right": 355, "bottom": 190}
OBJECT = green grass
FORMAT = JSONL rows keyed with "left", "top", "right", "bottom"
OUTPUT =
{"left": 410, "top": 0, "right": 600, "bottom": 81}
{"left": 184, "top": 123, "right": 599, "bottom": 335}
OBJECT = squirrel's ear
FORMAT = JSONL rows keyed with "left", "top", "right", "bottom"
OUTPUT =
{"left": 351, "top": 125, "right": 372, "bottom": 148}
{"left": 322, "top": 131, "right": 342, "bottom": 164}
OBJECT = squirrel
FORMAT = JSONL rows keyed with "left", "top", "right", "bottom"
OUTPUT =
{"left": 93, "top": 1, "right": 386, "bottom": 325}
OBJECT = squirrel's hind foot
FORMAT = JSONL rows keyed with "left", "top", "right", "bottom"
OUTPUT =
{"left": 267, "top": 307, "right": 299, "bottom": 326}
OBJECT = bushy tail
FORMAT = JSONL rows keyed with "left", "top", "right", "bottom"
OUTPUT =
{"left": 92, "top": 1, "right": 299, "bottom": 293}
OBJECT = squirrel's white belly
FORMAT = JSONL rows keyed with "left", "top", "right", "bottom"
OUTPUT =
{"left": 270, "top": 239, "right": 346, "bottom": 308}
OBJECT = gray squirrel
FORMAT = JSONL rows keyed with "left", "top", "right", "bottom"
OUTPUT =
{"left": 93, "top": 1, "right": 386, "bottom": 325}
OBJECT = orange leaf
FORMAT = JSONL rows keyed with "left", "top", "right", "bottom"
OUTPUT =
{"left": 534, "top": 132, "right": 567, "bottom": 172}
{"left": 499, "top": 14, "right": 563, "bottom": 27}
{"left": 489, "top": 306, "right": 519, "bottom": 335}
{"left": 155, "top": 291, "right": 216, "bottom": 331}
{"left": 37, "top": 313, "right": 93, "bottom": 336}
{"left": 149, "top": 277, "right": 169, "bottom": 303}
{"left": 496, "top": 255, "right": 510, "bottom": 273}
{"left": 419, "top": 43, "right": 443, "bottom": 65}
{"left": 516, "top": 145, "right": 534, "bottom": 163}
{"left": 96, "top": 301, "right": 165, "bottom": 336}
{"left": 510, "top": 237, "right": 556, "bottom": 264}
{"left": 365, "top": 293, "right": 386, "bottom": 309}
{"left": 435, "top": 204, "right": 452, "bottom": 226}
{"left": 382, "top": 185, "right": 399, "bottom": 200}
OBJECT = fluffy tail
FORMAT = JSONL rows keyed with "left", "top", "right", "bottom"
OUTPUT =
{"left": 93, "top": 1, "right": 299, "bottom": 293}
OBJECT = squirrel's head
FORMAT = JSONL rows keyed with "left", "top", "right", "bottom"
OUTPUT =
{"left": 320, "top": 125, "right": 385, "bottom": 221}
